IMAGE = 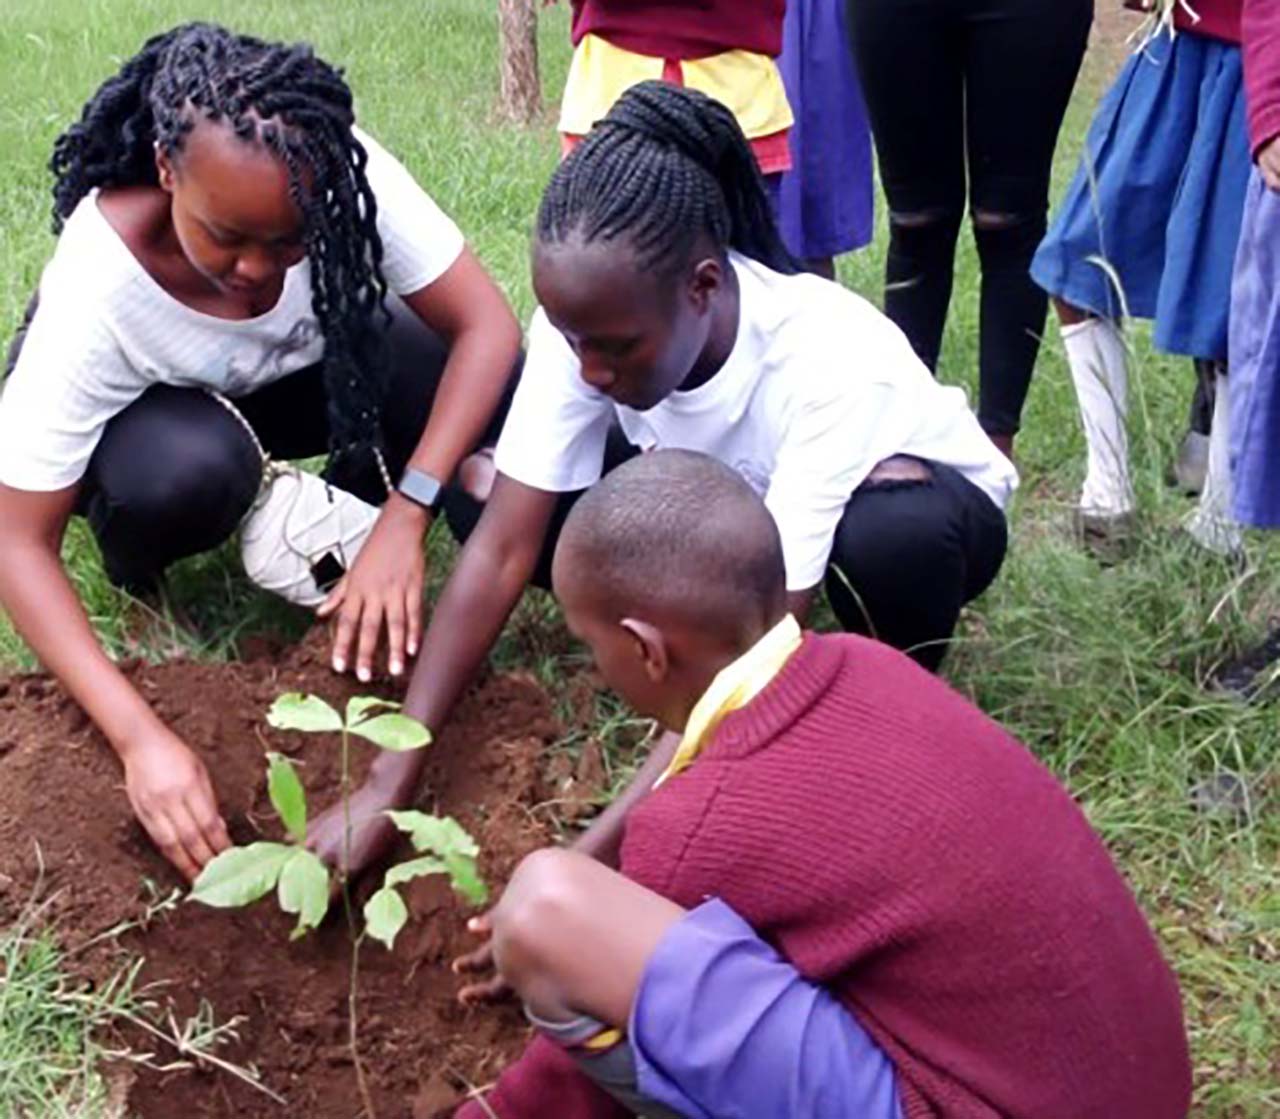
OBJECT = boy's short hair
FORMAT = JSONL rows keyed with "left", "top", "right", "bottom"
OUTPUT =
{"left": 556, "top": 449, "right": 787, "bottom": 636}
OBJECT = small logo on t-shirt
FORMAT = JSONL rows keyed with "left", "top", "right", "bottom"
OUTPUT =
{"left": 734, "top": 460, "right": 770, "bottom": 497}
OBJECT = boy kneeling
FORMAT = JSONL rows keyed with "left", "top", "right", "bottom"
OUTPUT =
{"left": 454, "top": 450, "right": 1191, "bottom": 1119}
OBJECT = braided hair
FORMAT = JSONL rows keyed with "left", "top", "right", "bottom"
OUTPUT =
{"left": 537, "top": 80, "right": 798, "bottom": 279}
{"left": 50, "top": 21, "right": 388, "bottom": 477}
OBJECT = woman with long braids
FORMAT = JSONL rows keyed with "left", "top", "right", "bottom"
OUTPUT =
{"left": 318, "top": 80, "right": 1016, "bottom": 880}
{"left": 0, "top": 23, "right": 521, "bottom": 880}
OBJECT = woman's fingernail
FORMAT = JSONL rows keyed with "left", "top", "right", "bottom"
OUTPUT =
{"left": 408, "top": 643, "right": 418, "bottom": 657}
{"left": 390, "top": 660, "right": 403, "bottom": 676}
{"left": 357, "top": 667, "right": 371, "bottom": 683}
{"left": 333, "top": 657, "right": 345, "bottom": 673}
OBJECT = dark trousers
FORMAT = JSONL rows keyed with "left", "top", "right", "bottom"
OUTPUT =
{"left": 847, "top": 0, "right": 1092, "bottom": 436}
{"left": 822, "top": 463, "right": 1007, "bottom": 671}
{"left": 5, "top": 294, "right": 511, "bottom": 592}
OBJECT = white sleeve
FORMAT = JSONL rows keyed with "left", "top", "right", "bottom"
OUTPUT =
{"left": 494, "top": 309, "right": 614, "bottom": 493}
{"left": 765, "top": 377, "right": 915, "bottom": 593}
{"left": 0, "top": 282, "right": 147, "bottom": 492}
{"left": 356, "top": 127, "right": 465, "bottom": 295}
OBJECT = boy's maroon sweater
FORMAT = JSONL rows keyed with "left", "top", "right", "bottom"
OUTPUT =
{"left": 569, "top": 0, "right": 784, "bottom": 60}
{"left": 1244, "top": 0, "right": 1280, "bottom": 153}
{"left": 460, "top": 635, "right": 1191, "bottom": 1119}
{"left": 1175, "top": 0, "right": 1243, "bottom": 42}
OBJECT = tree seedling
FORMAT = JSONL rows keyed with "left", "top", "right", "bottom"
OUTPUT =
{"left": 191, "top": 693, "right": 487, "bottom": 945}
{"left": 189, "top": 692, "right": 487, "bottom": 1118}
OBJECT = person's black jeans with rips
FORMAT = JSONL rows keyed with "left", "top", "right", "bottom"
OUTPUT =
{"left": 846, "top": 0, "right": 1093, "bottom": 438}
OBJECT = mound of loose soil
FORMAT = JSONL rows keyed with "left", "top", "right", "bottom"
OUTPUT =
{"left": 0, "top": 631, "right": 576, "bottom": 1118}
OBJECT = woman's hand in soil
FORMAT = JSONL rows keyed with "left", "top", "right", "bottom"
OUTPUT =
{"left": 1258, "top": 138, "right": 1280, "bottom": 193}
{"left": 453, "top": 913, "right": 513, "bottom": 1005}
{"left": 123, "top": 727, "right": 231, "bottom": 882}
{"left": 319, "top": 495, "right": 428, "bottom": 683}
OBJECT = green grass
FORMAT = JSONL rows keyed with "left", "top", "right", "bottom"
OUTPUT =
{"left": 1, "top": 3, "right": 1277, "bottom": 1115}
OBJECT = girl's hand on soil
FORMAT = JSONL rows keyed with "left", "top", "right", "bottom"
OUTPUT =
{"left": 319, "top": 495, "right": 427, "bottom": 683}
{"left": 453, "top": 913, "right": 513, "bottom": 1005}
{"left": 307, "top": 778, "right": 407, "bottom": 879}
{"left": 123, "top": 727, "right": 231, "bottom": 882}
{"left": 1258, "top": 138, "right": 1280, "bottom": 193}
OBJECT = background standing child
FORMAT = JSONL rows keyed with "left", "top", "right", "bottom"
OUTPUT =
{"left": 555, "top": 0, "right": 793, "bottom": 177}
{"left": 0, "top": 22, "right": 521, "bottom": 881}
{"left": 1221, "top": 0, "right": 1280, "bottom": 691}
{"left": 1031, "top": 1, "right": 1250, "bottom": 557}
{"left": 313, "top": 82, "right": 1017, "bottom": 881}
{"left": 453, "top": 449, "right": 1192, "bottom": 1119}
{"left": 775, "top": 0, "right": 875, "bottom": 276}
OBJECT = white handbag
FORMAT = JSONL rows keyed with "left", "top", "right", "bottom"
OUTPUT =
{"left": 208, "top": 391, "right": 384, "bottom": 608}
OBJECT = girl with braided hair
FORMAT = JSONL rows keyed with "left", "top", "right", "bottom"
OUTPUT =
{"left": 0, "top": 22, "right": 521, "bottom": 881}
{"left": 318, "top": 80, "right": 1015, "bottom": 884}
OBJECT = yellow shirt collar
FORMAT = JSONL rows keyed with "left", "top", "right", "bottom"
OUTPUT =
{"left": 655, "top": 614, "right": 803, "bottom": 789}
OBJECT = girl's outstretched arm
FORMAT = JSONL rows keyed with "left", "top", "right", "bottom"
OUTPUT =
{"left": 0, "top": 482, "right": 231, "bottom": 880}
{"left": 308, "top": 473, "right": 558, "bottom": 877}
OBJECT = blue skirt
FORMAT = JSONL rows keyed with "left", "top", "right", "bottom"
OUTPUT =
{"left": 1230, "top": 171, "right": 1280, "bottom": 527}
{"left": 1031, "top": 31, "right": 1250, "bottom": 360}
{"left": 775, "top": 0, "right": 875, "bottom": 260}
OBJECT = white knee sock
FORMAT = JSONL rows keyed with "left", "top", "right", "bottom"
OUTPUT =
{"left": 1186, "top": 370, "right": 1243, "bottom": 555}
{"left": 1062, "top": 318, "right": 1134, "bottom": 516}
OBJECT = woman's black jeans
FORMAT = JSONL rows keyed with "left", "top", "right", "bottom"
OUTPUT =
{"left": 847, "top": 0, "right": 1093, "bottom": 437}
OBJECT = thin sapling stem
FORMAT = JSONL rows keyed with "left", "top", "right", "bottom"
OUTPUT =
{"left": 340, "top": 720, "right": 377, "bottom": 1119}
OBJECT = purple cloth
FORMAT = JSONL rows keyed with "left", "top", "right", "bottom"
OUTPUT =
{"left": 775, "top": 0, "right": 875, "bottom": 260}
{"left": 629, "top": 898, "right": 902, "bottom": 1119}
{"left": 1230, "top": 168, "right": 1280, "bottom": 526}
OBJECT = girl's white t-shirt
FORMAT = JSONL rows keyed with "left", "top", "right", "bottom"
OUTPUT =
{"left": 0, "top": 129, "right": 464, "bottom": 493}
{"left": 494, "top": 253, "right": 1019, "bottom": 593}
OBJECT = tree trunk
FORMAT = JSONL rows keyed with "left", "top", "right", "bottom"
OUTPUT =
{"left": 498, "top": 0, "right": 542, "bottom": 124}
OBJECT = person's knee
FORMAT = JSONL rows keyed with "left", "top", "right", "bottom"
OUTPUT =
{"left": 492, "top": 849, "right": 595, "bottom": 994}
{"left": 102, "top": 421, "right": 260, "bottom": 539}
{"left": 888, "top": 207, "right": 964, "bottom": 259}
{"left": 971, "top": 208, "right": 1047, "bottom": 268}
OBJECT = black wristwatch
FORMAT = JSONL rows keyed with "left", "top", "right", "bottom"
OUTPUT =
{"left": 397, "top": 467, "right": 445, "bottom": 513}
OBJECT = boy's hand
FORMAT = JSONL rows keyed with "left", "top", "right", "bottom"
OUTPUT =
{"left": 1258, "top": 138, "right": 1280, "bottom": 193}
{"left": 123, "top": 728, "right": 230, "bottom": 882}
{"left": 454, "top": 912, "right": 514, "bottom": 1005}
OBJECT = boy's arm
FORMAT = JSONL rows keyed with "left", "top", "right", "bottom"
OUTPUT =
{"left": 455, "top": 1036, "right": 631, "bottom": 1119}
{"left": 571, "top": 730, "right": 680, "bottom": 866}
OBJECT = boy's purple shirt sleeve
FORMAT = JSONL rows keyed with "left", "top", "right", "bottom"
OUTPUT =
{"left": 1245, "top": 0, "right": 1280, "bottom": 154}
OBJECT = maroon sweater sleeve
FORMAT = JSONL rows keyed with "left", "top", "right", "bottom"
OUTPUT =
{"left": 1245, "top": 0, "right": 1280, "bottom": 154}
{"left": 454, "top": 1036, "right": 631, "bottom": 1119}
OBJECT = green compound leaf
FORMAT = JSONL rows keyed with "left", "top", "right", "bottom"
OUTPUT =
{"left": 348, "top": 712, "right": 431, "bottom": 752}
{"left": 190, "top": 842, "right": 293, "bottom": 909}
{"left": 385, "top": 812, "right": 479, "bottom": 858}
{"left": 363, "top": 886, "right": 408, "bottom": 950}
{"left": 346, "top": 696, "right": 400, "bottom": 726}
{"left": 277, "top": 848, "right": 330, "bottom": 938}
{"left": 266, "top": 752, "right": 307, "bottom": 843}
{"left": 267, "top": 693, "right": 342, "bottom": 734}
{"left": 384, "top": 855, "right": 448, "bottom": 888}
{"left": 385, "top": 813, "right": 487, "bottom": 905}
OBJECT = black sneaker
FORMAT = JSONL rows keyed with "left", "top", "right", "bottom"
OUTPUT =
{"left": 1208, "top": 626, "right": 1280, "bottom": 700}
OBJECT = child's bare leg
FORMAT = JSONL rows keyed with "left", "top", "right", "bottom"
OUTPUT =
{"left": 489, "top": 848, "right": 685, "bottom": 1026}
